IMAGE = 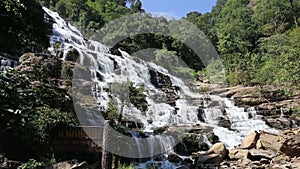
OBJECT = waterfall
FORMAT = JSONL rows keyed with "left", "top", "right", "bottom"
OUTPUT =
{"left": 43, "top": 6, "right": 278, "bottom": 164}
{"left": 0, "top": 56, "right": 18, "bottom": 70}
{"left": 202, "top": 95, "right": 278, "bottom": 148}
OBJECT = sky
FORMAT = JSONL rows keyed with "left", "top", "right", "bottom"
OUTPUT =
{"left": 141, "top": 0, "right": 217, "bottom": 18}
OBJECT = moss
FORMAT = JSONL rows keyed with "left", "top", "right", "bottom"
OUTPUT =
{"left": 107, "top": 100, "right": 119, "bottom": 120}
{"left": 208, "top": 133, "right": 219, "bottom": 144}
{"left": 290, "top": 107, "right": 300, "bottom": 118}
{"left": 153, "top": 126, "right": 168, "bottom": 134}
{"left": 113, "top": 124, "right": 131, "bottom": 137}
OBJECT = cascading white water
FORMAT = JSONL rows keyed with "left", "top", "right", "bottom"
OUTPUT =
{"left": 43, "top": 6, "right": 278, "bottom": 164}
{"left": 202, "top": 95, "right": 278, "bottom": 148}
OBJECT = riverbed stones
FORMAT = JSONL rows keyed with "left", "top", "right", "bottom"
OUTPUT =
{"left": 196, "top": 153, "right": 223, "bottom": 165}
{"left": 260, "top": 131, "right": 285, "bottom": 152}
{"left": 280, "top": 134, "right": 300, "bottom": 157}
{"left": 240, "top": 131, "right": 259, "bottom": 149}
{"left": 207, "top": 142, "right": 228, "bottom": 157}
{"left": 248, "top": 149, "right": 276, "bottom": 160}
{"left": 228, "top": 149, "right": 249, "bottom": 160}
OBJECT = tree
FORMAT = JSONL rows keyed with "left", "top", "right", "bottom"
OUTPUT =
{"left": 0, "top": 0, "right": 49, "bottom": 57}
{"left": 186, "top": 12, "right": 217, "bottom": 45}
{"left": 254, "top": 32, "right": 300, "bottom": 92}
{"left": 129, "top": 0, "right": 143, "bottom": 12}
{"left": 216, "top": 0, "right": 258, "bottom": 84}
{"left": 253, "top": 0, "right": 299, "bottom": 35}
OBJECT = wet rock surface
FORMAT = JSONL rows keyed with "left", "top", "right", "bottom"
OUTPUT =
{"left": 149, "top": 69, "right": 180, "bottom": 107}
{"left": 209, "top": 85, "right": 300, "bottom": 129}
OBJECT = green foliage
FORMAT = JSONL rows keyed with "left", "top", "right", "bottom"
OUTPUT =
{"left": 0, "top": 0, "right": 49, "bottom": 57}
{"left": 253, "top": 32, "right": 300, "bottom": 92}
{"left": 0, "top": 58, "right": 77, "bottom": 160}
{"left": 216, "top": 0, "right": 258, "bottom": 85}
{"left": 108, "top": 82, "right": 147, "bottom": 113}
{"left": 153, "top": 126, "right": 168, "bottom": 134}
{"left": 118, "top": 162, "right": 135, "bottom": 169}
{"left": 0, "top": 69, "right": 36, "bottom": 131}
{"left": 113, "top": 124, "right": 131, "bottom": 136}
{"left": 40, "top": 0, "right": 144, "bottom": 35}
{"left": 128, "top": 83, "right": 148, "bottom": 112}
{"left": 186, "top": 12, "right": 218, "bottom": 46}
{"left": 290, "top": 107, "right": 300, "bottom": 118}
{"left": 18, "top": 107, "right": 77, "bottom": 158}
{"left": 30, "top": 107, "right": 77, "bottom": 138}
{"left": 107, "top": 100, "right": 119, "bottom": 120}
{"left": 184, "top": 0, "right": 300, "bottom": 90}
{"left": 18, "top": 159, "right": 45, "bottom": 169}
{"left": 253, "top": 0, "right": 300, "bottom": 35}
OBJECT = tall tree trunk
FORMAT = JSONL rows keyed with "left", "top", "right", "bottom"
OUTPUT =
{"left": 101, "top": 120, "right": 113, "bottom": 169}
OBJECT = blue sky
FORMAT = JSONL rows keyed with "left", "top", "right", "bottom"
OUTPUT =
{"left": 141, "top": 0, "right": 217, "bottom": 18}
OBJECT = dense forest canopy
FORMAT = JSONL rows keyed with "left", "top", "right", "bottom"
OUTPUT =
{"left": 1, "top": 0, "right": 299, "bottom": 91}
{"left": 186, "top": 0, "right": 300, "bottom": 92}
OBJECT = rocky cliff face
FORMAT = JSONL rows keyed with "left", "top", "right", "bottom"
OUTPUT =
{"left": 16, "top": 52, "right": 75, "bottom": 112}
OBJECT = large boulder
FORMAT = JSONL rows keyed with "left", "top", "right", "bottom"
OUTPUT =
{"left": 240, "top": 131, "right": 259, "bottom": 149}
{"left": 207, "top": 142, "right": 228, "bottom": 157}
{"left": 259, "top": 129, "right": 300, "bottom": 158}
{"left": 228, "top": 149, "right": 249, "bottom": 160}
{"left": 280, "top": 134, "right": 300, "bottom": 157}
{"left": 194, "top": 143, "right": 228, "bottom": 168}
{"left": 260, "top": 131, "right": 285, "bottom": 152}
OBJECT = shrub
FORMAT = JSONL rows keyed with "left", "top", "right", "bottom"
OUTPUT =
{"left": 18, "top": 159, "right": 45, "bottom": 169}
